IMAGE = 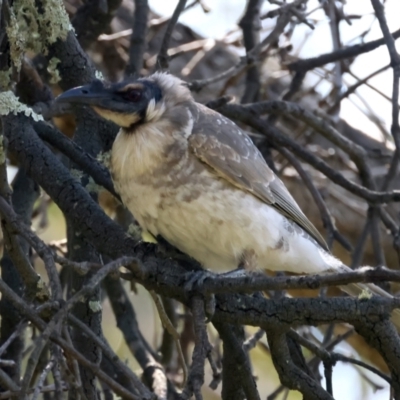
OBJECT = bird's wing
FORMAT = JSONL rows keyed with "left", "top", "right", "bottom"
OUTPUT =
{"left": 188, "top": 103, "right": 328, "bottom": 251}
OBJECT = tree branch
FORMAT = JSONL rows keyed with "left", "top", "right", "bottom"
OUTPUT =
{"left": 156, "top": 0, "right": 188, "bottom": 71}
{"left": 126, "top": 0, "right": 149, "bottom": 77}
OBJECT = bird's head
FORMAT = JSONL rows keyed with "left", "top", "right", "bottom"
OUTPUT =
{"left": 56, "top": 73, "right": 192, "bottom": 129}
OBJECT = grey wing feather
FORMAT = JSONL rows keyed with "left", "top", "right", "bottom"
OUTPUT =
{"left": 189, "top": 103, "right": 329, "bottom": 252}
{"left": 268, "top": 179, "right": 328, "bottom": 251}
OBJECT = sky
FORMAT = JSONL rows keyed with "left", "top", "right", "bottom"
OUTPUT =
{"left": 147, "top": 1, "right": 399, "bottom": 399}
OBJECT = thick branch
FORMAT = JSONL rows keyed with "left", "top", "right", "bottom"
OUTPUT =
{"left": 126, "top": 0, "right": 149, "bottom": 77}
{"left": 34, "top": 121, "right": 119, "bottom": 199}
{"left": 267, "top": 328, "right": 333, "bottom": 400}
{"left": 239, "top": 0, "right": 263, "bottom": 103}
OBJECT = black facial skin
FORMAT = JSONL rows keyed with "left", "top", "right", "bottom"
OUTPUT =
{"left": 56, "top": 78, "right": 163, "bottom": 117}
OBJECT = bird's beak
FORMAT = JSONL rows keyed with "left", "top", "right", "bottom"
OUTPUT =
{"left": 55, "top": 80, "right": 112, "bottom": 108}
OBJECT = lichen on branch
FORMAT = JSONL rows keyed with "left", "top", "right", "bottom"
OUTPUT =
{"left": 6, "top": 0, "right": 72, "bottom": 71}
{"left": 0, "top": 91, "right": 43, "bottom": 121}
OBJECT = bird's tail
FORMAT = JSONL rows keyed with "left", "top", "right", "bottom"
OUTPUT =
{"left": 337, "top": 265, "right": 400, "bottom": 331}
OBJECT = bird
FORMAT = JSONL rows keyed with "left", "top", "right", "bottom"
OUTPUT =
{"left": 56, "top": 72, "right": 400, "bottom": 327}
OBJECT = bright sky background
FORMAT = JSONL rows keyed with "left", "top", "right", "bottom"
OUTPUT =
{"left": 148, "top": 1, "right": 399, "bottom": 399}
{"left": 149, "top": 0, "right": 400, "bottom": 146}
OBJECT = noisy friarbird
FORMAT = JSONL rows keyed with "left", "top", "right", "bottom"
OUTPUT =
{"left": 56, "top": 72, "right": 400, "bottom": 328}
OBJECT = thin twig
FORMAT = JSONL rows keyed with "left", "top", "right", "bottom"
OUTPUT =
{"left": 19, "top": 255, "right": 135, "bottom": 397}
{"left": 243, "top": 328, "right": 265, "bottom": 351}
{"left": 330, "top": 64, "right": 390, "bottom": 111}
{"left": 156, "top": 0, "right": 188, "bottom": 70}
{"left": 62, "top": 326, "right": 85, "bottom": 396}
{"left": 369, "top": 206, "right": 386, "bottom": 267}
{"left": 0, "top": 322, "right": 27, "bottom": 357}
{"left": 0, "top": 383, "right": 69, "bottom": 399}
{"left": 0, "top": 277, "right": 148, "bottom": 400}
{"left": 190, "top": 0, "right": 304, "bottom": 93}
{"left": 370, "top": 0, "right": 400, "bottom": 152}
{"left": 68, "top": 314, "right": 146, "bottom": 393}
{"left": 0, "top": 195, "right": 62, "bottom": 296}
{"left": 289, "top": 329, "right": 392, "bottom": 384}
{"left": 279, "top": 147, "right": 351, "bottom": 251}
{"left": 288, "top": 28, "right": 400, "bottom": 72}
{"left": 182, "top": 296, "right": 211, "bottom": 400}
{"left": 149, "top": 290, "right": 188, "bottom": 385}
{"left": 351, "top": 218, "right": 371, "bottom": 269}
{"left": 31, "top": 359, "right": 55, "bottom": 400}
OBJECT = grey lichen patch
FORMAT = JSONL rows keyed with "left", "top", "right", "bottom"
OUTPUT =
{"left": 70, "top": 168, "right": 84, "bottom": 181}
{"left": 6, "top": 0, "right": 42, "bottom": 71}
{"left": 358, "top": 288, "right": 372, "bottom": 300}
{"left": 0, "top": 69, "right": 12, "bottom": 91}
{"left": 0, "top": 91, "right": 44, "bottom": 121}
{"left": 86, "top": 176, "right": 102, "bottom": 194}
{"left": 40, "top": 0, "right": 71, "bottom": 44}
{"left": 89, "top": 300, "right": 102, "bottom": 313}
{"left": 96, "top": 151, "right": 112, "bottom": 169}
{"left": 95, "top": 70, "right": 104, "bottom": 80}
{"left": 36, "top": 277, "right": 50, "bottom": 301}
{"left": 47, "top": 57, "right": 61, "bottom": 84}
{"left": 6, "top": 0, "right": 71, "bottom": 71}
{"left": 128, "top": 223, "right": 143, "bottom": 241}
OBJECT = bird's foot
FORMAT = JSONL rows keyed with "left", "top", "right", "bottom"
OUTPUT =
{"left": 184, "top": 269, "right": 216, "bottom": 292}
{"left": 184, "top": 270, "right": 216, "bottom": 322}
{"left": 219, "top": 268, "right": 248, "bottom": 279}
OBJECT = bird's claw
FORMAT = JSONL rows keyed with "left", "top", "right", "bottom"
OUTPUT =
{"left": 184, "top": 270, "right": 215, "bottom": 292}
{"left": 219, "top": 268, "right": 248, "bottom": 279}
{"left": 184, "top": 270, "right": 216, "bottom": 322}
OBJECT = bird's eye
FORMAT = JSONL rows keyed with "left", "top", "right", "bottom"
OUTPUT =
{"left": 123, "top": 89, "right": 142, "bottom": 102}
